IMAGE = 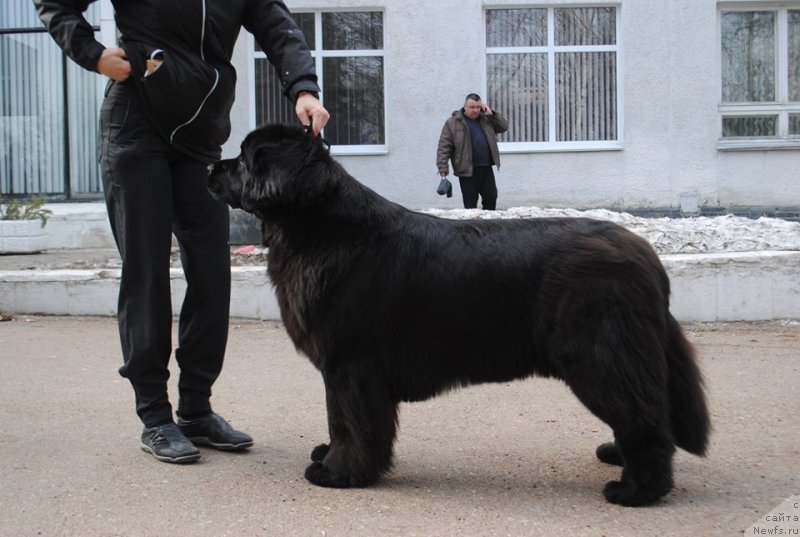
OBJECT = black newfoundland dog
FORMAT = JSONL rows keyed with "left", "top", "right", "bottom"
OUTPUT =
{"left": 208, "top": 124, "right": 710, "bottom": 506}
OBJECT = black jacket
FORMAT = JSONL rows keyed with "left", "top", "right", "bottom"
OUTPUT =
{"left": 34, "top": 0, "right": 320, "bottom": 162}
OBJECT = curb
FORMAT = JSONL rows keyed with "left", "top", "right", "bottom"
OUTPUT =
{"left": 0, "top": 266, "right": 280, "bottom": 320}
{"left": 1, "top": 251, "right": 798, "bottom": 322}
{"left": 662, "top": 251, "right": 800, "bottom": 321}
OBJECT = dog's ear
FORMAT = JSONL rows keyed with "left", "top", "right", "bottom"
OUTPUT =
{"left": 241, "top": 125, "right": 334, "bottom": 210}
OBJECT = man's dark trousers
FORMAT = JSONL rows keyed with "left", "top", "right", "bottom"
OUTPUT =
{"left": 99, "top": 81, "right": 231, "bottom": 428}
{"left": 458, "top": 166, "right": 498, "bottom": 210}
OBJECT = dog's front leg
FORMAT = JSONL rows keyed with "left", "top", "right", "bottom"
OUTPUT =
{"left": 305, "top": 363, "right": 398, "bottom": 488}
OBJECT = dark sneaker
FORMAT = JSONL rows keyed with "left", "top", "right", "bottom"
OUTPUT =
{"left": 140, "top": 423, "right": 201, "bottom": 463}
{"left": 177, "top": 412, "right": 253, "bottom": 451}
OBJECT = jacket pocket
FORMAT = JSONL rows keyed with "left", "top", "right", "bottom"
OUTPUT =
{"left": 124, "top": 41, "right": 218, "bottom": 137}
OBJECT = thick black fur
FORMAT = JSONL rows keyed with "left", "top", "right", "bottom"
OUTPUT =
{"left": 208, "top": 124, "right": 711, "bottom": 506}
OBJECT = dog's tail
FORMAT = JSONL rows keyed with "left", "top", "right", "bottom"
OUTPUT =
{"left": 666, "top": 313, "right": 711, "bottom": 456}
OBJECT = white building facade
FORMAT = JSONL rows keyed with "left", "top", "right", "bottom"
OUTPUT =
{"left": 1, "top": 0, "right": 798, "bottom": 214}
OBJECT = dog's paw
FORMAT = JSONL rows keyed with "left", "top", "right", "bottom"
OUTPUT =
{"left": 304, "top": 461, "right": 358, "bottom": 488}
{"left": 310, "top": 443, "right": 330, "bottom": 462}
{"left": 603, "top": 479, "right": 669, "bottom": 507}
{"left": 596, "top": 442, "right": 624, "bottom": 466}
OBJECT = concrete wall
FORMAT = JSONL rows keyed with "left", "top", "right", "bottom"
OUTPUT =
{"left": 217, "top": 0, "right": 800, "bottom": 212}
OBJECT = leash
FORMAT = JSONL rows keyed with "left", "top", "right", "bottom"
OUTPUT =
{"left": 303, "top": 124, "right": 331, "bottom": 154}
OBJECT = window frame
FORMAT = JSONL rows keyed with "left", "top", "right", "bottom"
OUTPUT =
{"left": 718, "top": 4, "right": 800, "bottom": 151}
{"left": 249, "top": 9, "right": 388, "bottom": 156}
{"left": 0, "top": 2, "right": 104, "bottom": 199}
{"left": 483, "top": 5, "right": 624, "bottom": 154}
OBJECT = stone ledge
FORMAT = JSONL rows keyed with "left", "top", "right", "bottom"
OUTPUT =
{"left": 1, "top": 252, "right": 798, "bottom": 322}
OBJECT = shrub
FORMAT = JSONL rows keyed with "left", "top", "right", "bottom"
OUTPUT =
{"left": 0, "top": 197, "right": 52, "bottom": 228}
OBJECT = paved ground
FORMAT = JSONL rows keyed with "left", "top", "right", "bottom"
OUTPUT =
{"left": 0, "top": 315, "right": 798, "bottom": 536}
{"left": 0, "top": 247, "right": 267, "bottom": 271}
{"left": 0, "top": 248, "right": 123, "bottom": 271}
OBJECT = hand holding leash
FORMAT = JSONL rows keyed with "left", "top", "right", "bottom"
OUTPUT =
{"left": 296, "top": 92, "right": 330, "bottom": 136}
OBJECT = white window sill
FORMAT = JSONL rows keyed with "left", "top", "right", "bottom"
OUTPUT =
{"left": 330, "top": 145, "right": 388, "bottom": 157}
{"left": 717, "top": 139, "right": 800, "bottom": 151}
{"left": 498, "top": 141, "right": 623, "bottom": 154}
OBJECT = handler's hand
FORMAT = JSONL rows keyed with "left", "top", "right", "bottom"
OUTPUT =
{"left": 97, "top": 47, "right": 131, "bottom": 82}
{"left": 296, "top": 92, "right": 330, "bottom": 136}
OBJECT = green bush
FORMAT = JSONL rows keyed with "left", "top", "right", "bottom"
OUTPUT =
{"left": 0, "top": 197, "right": 53, "bottom": 228}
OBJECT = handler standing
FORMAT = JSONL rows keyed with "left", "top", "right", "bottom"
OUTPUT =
{"left": 436, "top": 93, "right": 508, "bottom": 210}
{"left": 34, "top": 0, "right": 329, "bottom": 463}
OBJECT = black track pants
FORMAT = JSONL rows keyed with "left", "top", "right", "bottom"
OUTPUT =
{"left": 99, "top": 81, "right": 231, "bottom": 427}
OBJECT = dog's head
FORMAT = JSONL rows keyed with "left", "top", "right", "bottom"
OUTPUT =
{"left": 208, "top": 124, "right": 333, "bottom": 213}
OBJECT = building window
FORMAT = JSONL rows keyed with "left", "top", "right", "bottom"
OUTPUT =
{"left": 0, "top": 1, "right": 102, "bottom": 199}
{"left": 254, "top": 10, "right": 385, "bottom": 154}
{"left": 485, "top": 6, "right": 620, "bottom": 152}
{"left": 719, "top": 7, "right": 800, "bottom": 147}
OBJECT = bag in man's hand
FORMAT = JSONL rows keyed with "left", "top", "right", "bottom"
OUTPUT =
{"left": 437, "top": 176, "right": 453, "bottom": 198}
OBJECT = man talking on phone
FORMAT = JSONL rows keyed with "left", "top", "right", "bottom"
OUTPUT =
{"left": 436, "top": 93, "right": 508, "bottom": 210}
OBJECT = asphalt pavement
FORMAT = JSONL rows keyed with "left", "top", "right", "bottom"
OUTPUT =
{"left": 0, "top": 316, "right": 798, "bottom": 536}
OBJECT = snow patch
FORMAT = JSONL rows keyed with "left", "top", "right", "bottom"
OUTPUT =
{"left": 421, "top": 207, "right": 800, "bottom": 255}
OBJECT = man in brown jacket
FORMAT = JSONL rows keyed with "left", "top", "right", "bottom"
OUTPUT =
{"left": 436, "top": 93, "right": 508, "bottom": 210}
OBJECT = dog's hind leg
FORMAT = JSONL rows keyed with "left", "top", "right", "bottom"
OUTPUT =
{"left": 601, "top": 423, "right": 675, "bottom": 506}
{"left": 562, "top": 318, "right": 676, "bottom": 506}
{"left": 305, "top": 363, "right": 398, "bottom": 488}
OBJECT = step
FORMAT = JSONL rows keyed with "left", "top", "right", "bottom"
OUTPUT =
{"left": 1, "top": 249, "right": 798, "bottom": 322}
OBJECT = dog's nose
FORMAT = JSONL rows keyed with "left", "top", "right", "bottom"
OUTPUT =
{"left": 206, "top": 164, "right": 216, "bottom": 176}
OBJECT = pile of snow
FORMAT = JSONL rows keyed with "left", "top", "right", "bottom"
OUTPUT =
{"left": 422, "top": 207, "right": 800, "bottom": 255}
